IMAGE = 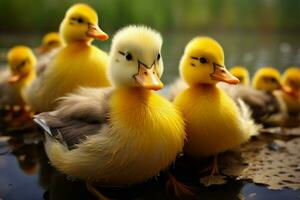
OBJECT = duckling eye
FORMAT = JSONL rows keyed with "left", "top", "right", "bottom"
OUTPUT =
{"left": 270, "top": 77, "right": 277, "bottom": 83}
{"left": 157, "top": 53, "right": 161, "bottom": 61}
{"left": 77, "top": 18, "right": 84, "bottom": 23}
{"left": 17, "top": 60, "right": 27, "bottom": 69}
{"left": 199, "top": 57, "right": 208, "bottom": 64}
{"left": 125, "top": 52, "right": 133, "bottom": 61}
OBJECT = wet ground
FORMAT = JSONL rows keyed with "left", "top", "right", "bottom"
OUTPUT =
{"left": 0, "top": 118, "right": 300, "bottom": 200}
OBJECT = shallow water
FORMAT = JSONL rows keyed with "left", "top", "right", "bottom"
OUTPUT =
{"left": 0, "top": 31, "right": 300, "bottom": 199}
{"left": 1, "top": 122, "right": 300, "bottom": 200}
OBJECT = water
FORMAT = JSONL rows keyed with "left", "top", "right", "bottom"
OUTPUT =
{"left": 0, "top": 31, "right": 300, "bottom": 199}
{"left": 0, "top": 128, "right": 300, "bottom": 200}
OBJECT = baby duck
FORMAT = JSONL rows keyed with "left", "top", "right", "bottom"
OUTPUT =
{"left": 36, "top": 32, "right": 63, "bottom": 54}
{"left": 251, "top": 67, "right": 292, "bottom": 125}
{"left": 0, "top": 46, "right": 36, "bottom": 110}
{"left": 173, "top": 37, "right": 259, "bottom": 174}
{"left": 25, "top": 3, "right": 110, "bottom": 112}
{"left": 36, "top": 32, "right": 64, "bottom": 75}
{"left": 34, "top": 25, "right": 186, "bottom": 197}
{"left": 279, "top": 67, "right": 300, "bottom": 117}
{"left": 229, "top": 66, "right": 250, "bottom": 85}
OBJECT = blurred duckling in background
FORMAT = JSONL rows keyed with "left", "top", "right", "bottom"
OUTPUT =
{"left": 25, "top": 3, "right": 110, "bottom": 112}
{"left": 280, "top": 67, "right": 300, "bottom": 116}
{"left": 251, "top": 67, "right": 292, "bottom": 126}
{"left": 229, "top": 66, "right": 250, "bottom": 85}
{"left": 0, "top": 46, "right": 36, "bottom": 114}
{"left": 0, "top": 32, "right": 62, "bottom": 83}
{"left": 35, "top": 32, "right": 63, "bottom": 75}
{"left": 34, "top": 25, "right": 186, "bottom": 198}
{"left": 36, "top": 32, "right": 63, "bottom": 55}
{"left": 173, "top": 37, "right": 260, "bottom": 174}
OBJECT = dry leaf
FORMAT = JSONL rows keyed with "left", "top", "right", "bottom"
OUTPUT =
{"left": 199, "top": 175, "right": 227, "bottom": 186}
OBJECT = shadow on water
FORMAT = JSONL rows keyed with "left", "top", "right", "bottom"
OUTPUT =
{"left": 0, "top": 125, "right": 300, "bottom": 200}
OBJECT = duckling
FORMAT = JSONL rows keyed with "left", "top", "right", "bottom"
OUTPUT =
{"left": 36, "top": 32, "right": 63, "bottom": 55}
{"left": 0, "top": 46, "right": 36, "bottom": 111}
{"left": 34, "top": 25, "right": 186, "bottom": 198}
{"left": 229, "top": 66, "right": 250, "bottom": 85}
{"left": 25, "top": 3, "right": 110, "bottom": 112}
{"left": 35, "top": 32, "right": 63, "bottom": 75}
{"left": 251, "top": 67, "right": 291, "bottom": 125}
{"left": 173, "top": 37, "right": 260, "bottom": 174}
{"left": 0, "top": 32, "right": 62, "bottom": 83}
{"left": 276, "top": 67, "right": 300, "bottom": 119}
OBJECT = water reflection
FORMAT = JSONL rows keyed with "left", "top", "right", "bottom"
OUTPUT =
{"left": 0, "top": 127, "right": 299, "bottom": 200}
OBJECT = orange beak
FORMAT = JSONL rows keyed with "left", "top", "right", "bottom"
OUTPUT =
{"left": 134, "top": 62, "right": 164, "bottom": 91}
{"left": 8, "top": 74, "right": 21, "bottom": 84}
{"left": 281, "top": 85, "right": 300, "bottom": 99}
{"left": 36, "top": 45, "right": 48, "bottom": 54}
{"left": 86, "top": 24, "right": 109, "bottom": 41}
{"left": 210, "top": 63, "right": 240, "bottom": 84}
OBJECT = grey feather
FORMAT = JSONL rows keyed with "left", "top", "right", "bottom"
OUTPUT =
{"left": 34, "top": 87, "right": 112, "bottom": 149}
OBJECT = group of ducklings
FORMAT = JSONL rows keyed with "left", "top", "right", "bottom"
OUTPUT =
{"left": 1, "top": 3, "right": 300, "bottom": 199}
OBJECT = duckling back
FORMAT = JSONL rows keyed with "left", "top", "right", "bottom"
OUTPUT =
{"left": 25, "top": 43, "right": 109, "bottom": 112}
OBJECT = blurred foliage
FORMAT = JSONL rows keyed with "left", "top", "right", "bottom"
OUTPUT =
{"left": 0, "top": 0, "right": 300, "bottom": 34}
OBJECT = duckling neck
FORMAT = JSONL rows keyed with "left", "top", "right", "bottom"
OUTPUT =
{"left": 190, "top": 83, "right": 217, "bottom": 90}
{"left": 116, "top": 86, "right": 152, "bottom": 101}
{"left": 15, "top": 70, "right": 36, "bottom": 92}
{"left": 65, "top": 39, "right": 92, "bottom": 47}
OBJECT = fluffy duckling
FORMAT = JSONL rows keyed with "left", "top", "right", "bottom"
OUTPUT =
{"left": 173, "top": 37, "right": 259, "bottom": 174}
{"left": 36, "top": 32, "right": 63, "bottom": 54}
{"left": 0, "top": 32, "right": 62, "bottom": 82}
{"left": 25, "top": 3, "right": 110, "bottom": 112}
{"left": 0, "top": 46, "right": 36, "bottom": 110}
{"left": 251, "top": 67, "right": 292, "bottom": 125}
{"left": 278, "top": 67, "right": 300, "bottom": 117}
{"left": 34, "top": 26, "right": 186, "bottom": 197}
{"left": 229, "top": 66, "right": 250, "bottom": 85}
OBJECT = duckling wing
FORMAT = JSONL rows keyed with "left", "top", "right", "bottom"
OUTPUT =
{"left": 34, "top": 87, "right": 112, "bottom": 149}
{"left": 221, "top": 84, "right": 275, "bottom": 121}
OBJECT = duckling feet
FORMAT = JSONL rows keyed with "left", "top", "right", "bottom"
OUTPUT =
{"left": 198, "top": 155, "right": 219, "bottom": 175}
{"left": 86, "top": 182, "right": 110, "bottom": 200}
{"left": 166, "top": 173, "right": 194, "bottom": 197}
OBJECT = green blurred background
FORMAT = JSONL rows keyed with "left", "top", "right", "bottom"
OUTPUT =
{"left": 0, "top": 0, "right": 300, "bottom": 83}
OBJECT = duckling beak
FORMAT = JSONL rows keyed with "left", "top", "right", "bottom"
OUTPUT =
{"left": 36, "top": 45, "right": 48, "bottom": 54}
{"left": 281, "top": 85, "right": 299, "bottom": 98}
{"left": 210, "top": 63, "right": 240, "bottom": 84}
{"left": 134, "top": 61, "right": 164, "bottom": 91}
{"left": 86, "top": 24, "right": 109, "bottom": 41}
{"left": 8, "top": 74, "right": 21, "bottom": 84}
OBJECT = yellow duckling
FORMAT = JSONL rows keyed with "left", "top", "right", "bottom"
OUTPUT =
{"left": 229, "top": 66, "right": 250, "bottom": 85}
{"left": 0, "top": 46, "right": 36, "bottom": 110}
{"left": 34, "top": 26, "right": 186, "bottom": 197}
{"left": 279, "top": 67, "right": 300, "bottom": 116}
{"left": 36, "top": 32, "right": 63, "bottom": 54}
{"left": 25, "top": 3, "right": 110, "bottom": 112}
{"left": 251, "top": 67, "right": 292, "bottom": 125}
{"left": 173, "top": 37, "right": 259, "bottom": 174}
{"left": 35, "top": 32, "right": 64, "bottom": 75}
{"left": 0, "top": 32, "right": 62, "bottom": 82}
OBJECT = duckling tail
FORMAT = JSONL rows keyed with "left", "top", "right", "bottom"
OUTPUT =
{"left": 237, "top": 98, "right": 262, "bottom": 138}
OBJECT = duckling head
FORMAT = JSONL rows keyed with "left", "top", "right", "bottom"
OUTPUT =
{"left": 37, "top": 32, "right": 62, "bottom": 54}
{"left": 179, "top": 37, "right": 239, "bottom": 86}
{"left": 230, "top": 66, "right": 250, "bottom": 85}
{"left": 7, "top": 46, "right": 37, "bottom": 85}
{"left": 108, "top": 25, "right": 163, "bottom": 91}
{"left": 282, "top": 67, "right": 300, "bottom": 98}
{"left": 59, "top": 3, "right": 108, "bottom": 44}
{"left": 252, "top": 67, "right": 283, "bottom": 92}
